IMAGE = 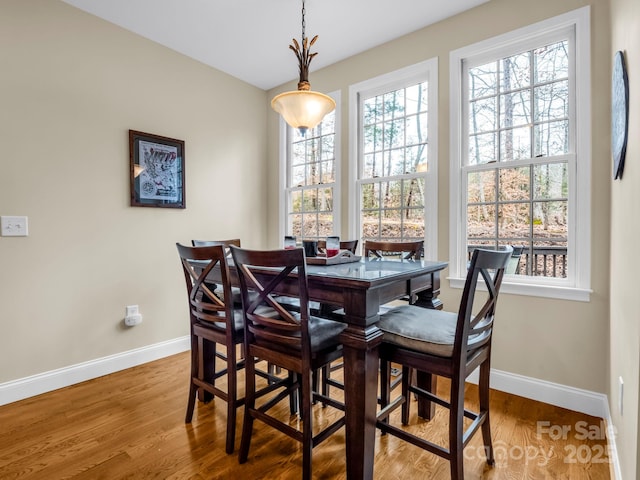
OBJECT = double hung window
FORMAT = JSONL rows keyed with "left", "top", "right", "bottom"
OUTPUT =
{"left": 449, "top": 8, "right": 591, "bottom": 300}
{"left": 283, "top": 95, "right": 339, "bottom": 241}
{"left": 350, "top": 59, "right": 438, "bottom": 259}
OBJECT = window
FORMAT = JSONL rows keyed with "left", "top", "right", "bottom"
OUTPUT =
{"left": 449, "top": 7, "right": 591, "bottom": 301}
{"left": 349, "top": 59, "right": 438, "bottom": 258}
{"left": 283, "top": 93, "right": 339, "bottom": 241}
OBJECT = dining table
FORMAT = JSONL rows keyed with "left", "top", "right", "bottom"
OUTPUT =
{"left": 204, "top": 254, "right": 448, "bottom": 480}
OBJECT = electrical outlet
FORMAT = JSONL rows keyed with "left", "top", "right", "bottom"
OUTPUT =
{"left": 1, "top": 216, "right": 28, "bottom": 236}
{"left": 125, "top": 305, "right": 143, "bottom": 326}
{"left": 619, "top": 376, "right": 624, "bottom": 415}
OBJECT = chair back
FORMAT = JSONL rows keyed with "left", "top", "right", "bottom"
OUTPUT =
{"left": 176, "top": 243, "right": 235, "bottom": 332}
{"left": 316, "top": 239, "right": 358, "bottom": 254}
{"left": 364, "top": 240, "right": 424, "bottom": 260}
{"left": 455, "top": 247, "right": 512, "bottom": 358}
{"left": 191, "top": 239, "right": 241, "bottom": 256}
{"left": 230, "top": 246, "right": 312, "bottom": 357}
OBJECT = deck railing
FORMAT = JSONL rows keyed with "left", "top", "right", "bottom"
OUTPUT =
{"left": 468, "top": 245, "right": 568, "bottom": 278}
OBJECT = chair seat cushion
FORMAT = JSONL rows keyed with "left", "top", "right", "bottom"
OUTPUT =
{"left": 309, "top": 316, "right": 347, "bottom": 353}
{"left": 376, "top": 305, "right": 458, "bottom": 357}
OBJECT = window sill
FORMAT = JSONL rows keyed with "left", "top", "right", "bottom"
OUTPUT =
{"left": 447, "top": 276, "right": 592, "bottom": 302}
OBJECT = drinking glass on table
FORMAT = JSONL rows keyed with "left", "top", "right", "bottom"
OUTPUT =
{"left": 326, "top": 236, "right": 340, "bottom": 257}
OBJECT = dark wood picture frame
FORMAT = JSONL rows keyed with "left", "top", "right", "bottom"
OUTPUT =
{"left": 129, "top": 130, "right": 185, "bottom": 208}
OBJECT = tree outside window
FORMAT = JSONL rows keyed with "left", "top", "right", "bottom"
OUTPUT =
{"left": 466, "top": 40, "right": 570, "bottom": 278}
{"left": 360, "top": 82, "right": 429, "bottom": 243}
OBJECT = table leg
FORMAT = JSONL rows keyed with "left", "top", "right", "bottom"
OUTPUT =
{"left": 413, "top": 272, "right": 443, "bottom": 310}
{"left": 340, "top": 325, "right": 383, "bottom": 480}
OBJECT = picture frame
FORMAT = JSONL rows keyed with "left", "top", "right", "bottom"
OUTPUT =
{"left": 129, "top": 130, "right": 185, "bottom": 208}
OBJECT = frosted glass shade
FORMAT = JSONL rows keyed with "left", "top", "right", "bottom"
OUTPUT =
{"left": 271, "top": 90, "right": 336, "bottom": 134}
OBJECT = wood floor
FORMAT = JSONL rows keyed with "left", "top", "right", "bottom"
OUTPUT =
{"left": 0, "top": 351, "right": 612, "bottom": 479}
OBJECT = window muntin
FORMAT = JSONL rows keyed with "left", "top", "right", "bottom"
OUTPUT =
{"left": 286, "top": 110, "right": 337, "bottom": 241}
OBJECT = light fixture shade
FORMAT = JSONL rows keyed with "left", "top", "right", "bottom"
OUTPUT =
{"left": 271, "top": 90, "right": 336, "bottom": 134}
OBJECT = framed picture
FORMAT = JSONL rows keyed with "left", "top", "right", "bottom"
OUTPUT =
{"left": 129, "top": 130, "right": 185, "bottom": 208}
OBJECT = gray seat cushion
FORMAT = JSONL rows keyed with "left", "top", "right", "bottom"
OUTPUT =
{"left": 376, "top": 305, "right": 458, "bottom": 358}
{"left": 308, "top": 316, "right": 347, "bottom": 353}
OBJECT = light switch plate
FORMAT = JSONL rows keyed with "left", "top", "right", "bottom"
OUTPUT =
{"left": 1, "top": 216, "right": 29, "bottom": 236}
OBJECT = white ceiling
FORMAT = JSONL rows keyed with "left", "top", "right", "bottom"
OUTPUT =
{"left": 61, "top": 0, "right": 489, "bottom": 90}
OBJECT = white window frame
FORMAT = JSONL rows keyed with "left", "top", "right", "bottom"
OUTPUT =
{"left": 449, "top": 7, "right": 591, "bottom": 301}
{"left": 348, "top": 58, "right": 439, "bottom": 259}
{"left": 278, "top": 91, "right": 341, "bottom": 246}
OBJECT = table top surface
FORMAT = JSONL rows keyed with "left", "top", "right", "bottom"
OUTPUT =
{"left": 194, "top": 257, "right": 448, "bottom": 289}
{"left": 305, "top": 258, "right": 448, "bottom": 282}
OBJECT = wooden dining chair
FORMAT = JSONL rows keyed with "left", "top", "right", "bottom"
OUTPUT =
{"left": 363, "top": 239, "right": 424, "bottom": 261}
{"left": 176, "top": 243, "right": 287, "bottom": 454}
{"left": 176, "top": 243, "right": 244, "bottom": 454}
{"left": 188, "top": 239, "right": 246, "bottom": 371}
{"left": 376, "top": 247, "right": 512, "bottom": 480}
{"left": 312, "top": 239, "right": 358, "bottom": 400}
{"left": 230, "top": 246, "right": 346, "bottom": 480}
{"left": 191, "top": 239, "right": 243, "bottom": 304}
{"left": 313, "top": 238, "right": 359, "bottom": 317}
{"left": 364, "top": 240, "right": 425, "bottom": 307}
{"left": 192, "top": 238, "right": 241, "bottom": 251}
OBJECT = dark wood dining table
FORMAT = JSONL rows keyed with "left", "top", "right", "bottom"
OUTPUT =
{"left": 303, "top": 258, "right": 447, "bottom": 479}
{"left": 205, "top": 255, "right": 448, "bottom": 480}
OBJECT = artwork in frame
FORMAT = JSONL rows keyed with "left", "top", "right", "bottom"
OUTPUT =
{"left": 129, "top": 130, "right": 185, "bottom": 208}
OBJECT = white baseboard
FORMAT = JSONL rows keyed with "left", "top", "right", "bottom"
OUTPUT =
{"left": 467, "top": 367, "right": 620, "bottom": 478}
{"left": 0, "top": 336, "right": 190, "bottom": 406}
{"left": 467, "top": 367, "right": 607, "bottom": 417}
{"left": 0, "top": 345, "right": 609, "bottom": 415}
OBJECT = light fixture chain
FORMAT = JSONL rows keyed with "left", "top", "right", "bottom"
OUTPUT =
{"left": 301, "top": 0, "right": 306, "bottom": 43}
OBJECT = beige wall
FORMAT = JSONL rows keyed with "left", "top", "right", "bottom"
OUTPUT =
{"left": 610, "top": 0, "right": 640, "bottom": 477}
{"left": 0, "top": 0, "right": 268, "bottom": 381}
{"left": 267, "top": 0, "right": 611, "bottom": 394}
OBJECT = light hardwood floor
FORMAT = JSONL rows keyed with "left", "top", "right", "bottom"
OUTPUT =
{"left": 0, "top": 351, "right": 611, "bottom": 479}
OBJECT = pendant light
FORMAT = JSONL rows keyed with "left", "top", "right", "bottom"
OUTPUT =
{"left": 271, "top": 0, "right": 335, "bottom": 136}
